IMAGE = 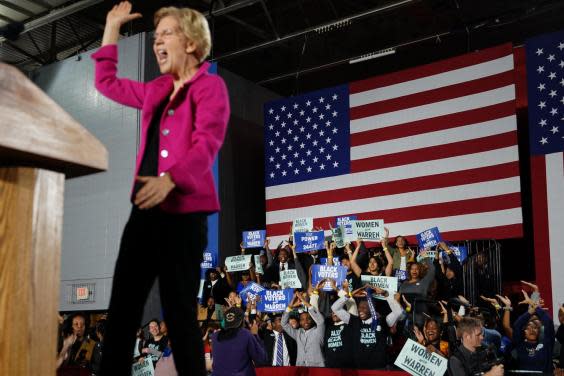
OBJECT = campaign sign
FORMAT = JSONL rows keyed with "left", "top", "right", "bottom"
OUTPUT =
{"left": 336, "top": 215, "right": 357, "bottom": 242}
{"left": 280, "top": 269, "right": 302, "bottom": 289}
{"left": 239, "top": 282, "right": 265, "bottom": 303}
{"left": 225, "top": 255, "right": 253, "bottom": 272}
{"left": 294, "top": 231, "right": 325, "bottom": 253}
{"left": 417, "top": 227, "right": 442, "bottom": 249}
{"left": 394, "top": 338, "right": 447, "bottom": 376}
{"left": 416, "top": 250, "right": 437, "bottom": 262}
{"left": 361, "top": 275, "right": 398, "bottom": 294}
{"left": 200, "top": 250, "right": 217, "bottom": 270}
{"left": 293, "top": 217, "right": 313, "bottom": 233}
{"left": 132, "top": 357, "right": 155, "bottom": 376}
{"left": 320, "top": 257, "right": 341, "bottom": 266}
{"left": 242, "top": 230, "right": 266, "bottom": 248}
{"left": 331, "top": 226, "right": 345, "bottom": 248}
{"left": 352, "top": 220, "right": 384, "bottom": 241}
{"left": 447, "top": 245, "right": 468, "bottom": 263}
{"left": 311, "top": 264, "right": 347, "bottom": 291}
{"left": 257, "top": 288, "right": 293, "bottom": 312}
{"left": 394, "top": 269, "right": 408, "bottom": 282}
{"left": 254, "top": 254, "right": 264, "bottom": 274}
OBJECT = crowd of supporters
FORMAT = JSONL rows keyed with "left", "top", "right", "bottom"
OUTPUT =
{"left": 57, "top": 229, "right": 564, "bottom": 375}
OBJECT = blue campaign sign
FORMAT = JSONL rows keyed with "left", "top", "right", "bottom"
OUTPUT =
{"left": 416, "top": 227, "right": 442, "bottom": 249}
{"left": 257, "top": 289, "right": 293, "bottom": 312}
{"left": 446, "top": 244, "right": 468, "bottom": 263}
{"left": 294, "top": 231, "right": 325, "bottom": 253}
{"left": 201, "top": 250, "right": 217, "bottom": 270}
{"left": 242, "top": 230, "right": 266, "bottom": 248}
{"left": 394, "top": 269, "right": 408, "bottom": 282}
{"left": 239, "top": 282, "right": 265, "bottom": 303}
{"left": 320, "top": 257, "right": 341, "bottom": 266}
{"left": 311, "top": 264, "right": 347, "bottom": 291}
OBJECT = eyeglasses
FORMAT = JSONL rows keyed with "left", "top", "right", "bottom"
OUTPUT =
{"left": 153, "top": 28, "right": 179, "bottom": 41}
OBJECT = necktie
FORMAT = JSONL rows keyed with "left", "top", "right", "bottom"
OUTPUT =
{"left": 276, "top": 333, "right": 284, "bottom": 366}
{"left": 280, "top": 263, "right": 285, "bottom": 271}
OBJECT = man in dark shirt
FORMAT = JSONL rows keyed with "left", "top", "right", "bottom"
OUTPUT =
{"left": 324, "top": 308, "right": 355, "bottom": 368}
{"left": 448, "top": 317, "right": 504, "bottom": 376}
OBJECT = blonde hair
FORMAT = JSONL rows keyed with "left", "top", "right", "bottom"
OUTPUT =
{"left": 154, "top": 7, "right": 211, "bottom": 63}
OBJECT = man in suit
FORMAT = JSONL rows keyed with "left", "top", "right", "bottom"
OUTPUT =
{"left": 261, "top": 314, "right": 297, "bottom": 366}
{"left": 263, "top": 246, "right": 306, "bottom": 288}
{"left": 202, "top": 267, "right": 231, "bottom": 306}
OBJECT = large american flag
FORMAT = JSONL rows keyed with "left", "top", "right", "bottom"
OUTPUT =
{"left": 264, "top": 44, "right": 523, "bottom": 246}
{"left": 526, "top": 30, "right": 564, "bottom": 319}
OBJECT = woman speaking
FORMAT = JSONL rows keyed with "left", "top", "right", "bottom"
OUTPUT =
{"left": 91, "top": 2, "right": 229, "bottom": 375}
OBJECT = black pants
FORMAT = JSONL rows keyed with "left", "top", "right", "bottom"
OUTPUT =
{"left": 100, "top": 207, "right": 207, "bottom": 376}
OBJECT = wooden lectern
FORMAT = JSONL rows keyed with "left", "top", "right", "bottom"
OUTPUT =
{"left": 0, "top": 63, "right": 108, "bottom": 375}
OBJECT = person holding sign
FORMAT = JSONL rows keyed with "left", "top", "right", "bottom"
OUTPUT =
{"left": 434, "top": 242, "right": 463, "bottom": 301}
{"left": 263, "top": 244, "right": 306, "bottom": 290}
{"left": 381, "top": 228, "right": 415, "bottom": 275}
{"left": 413, "top": 318, "right": 449, "bottom": 357}
{"left": 399, "top": 250, "right": 435, "bottom": 327}
{"left": 349, "top": 239, "right": 393, "bottom": 278}
{"left": 281, "top": 292, "right": 326, "bottom": 367}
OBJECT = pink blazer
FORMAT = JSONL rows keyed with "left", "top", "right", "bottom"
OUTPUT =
{"left": 91, "top": 44, "right": 230, "bottom": 213}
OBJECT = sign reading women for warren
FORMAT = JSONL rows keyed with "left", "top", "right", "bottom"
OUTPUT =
{"left": 257, "top": 288, "right": 293, "bottom": 312}
{"left": 293, "top": 217, "right": 313, "bottom": 233}
{"left": 294, "top": 231, "right": 325, "bottom": 253}
{"left": 242, "top": 230, "right": 266, "bottom": 248}
{"left": 239, "top": 282, "right": 265, "bottom": 303}
{"left": 311, "top": 264, "right": 347, "bottom": 291}
{"left": 225, "top": 255, "right": 253, "bottom": 272}
{"left": 417, "top": 227, "right": 442, "bottom": 249}
{"left": 394, "top": 339, "right": 447, "bottom": 376}
{"left": 352, "top": 220, "right": 384, "bottom": 240}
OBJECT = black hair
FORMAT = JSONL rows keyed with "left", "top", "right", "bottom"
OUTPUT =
{"left": 96, "top": 319, "right": 107, "bottom": 338}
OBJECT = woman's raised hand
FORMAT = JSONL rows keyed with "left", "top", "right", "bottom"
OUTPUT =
{"left": 106, "top": 1, "right": 142, "bottom": 28}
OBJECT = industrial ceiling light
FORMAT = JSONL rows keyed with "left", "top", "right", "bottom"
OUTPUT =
{"left": 349, "top": 47, "right": 396, "bottom": 64}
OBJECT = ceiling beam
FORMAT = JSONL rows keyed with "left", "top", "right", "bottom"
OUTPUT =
{"left": 0, "top": 0, "right": 35, "bottom": 17}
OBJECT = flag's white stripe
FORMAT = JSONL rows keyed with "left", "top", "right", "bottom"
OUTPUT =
{"left": 350, "top": 55, "right": 514, "bottom": 107}
{"left": 266, "top": 177, "right": 520, "bottom": 224}
{"left": 266, "top": 146, "right": 519, "bottom": 199}
{"left": 546, "top": 153, "right": 564, "bottom": 322}
{"left": 351, "top": 115, "right": 517, "bottom": 160}
{"left": 267, "top": 208, "right": 522, "bottom": 245}
{"left": 350, "top": 85, "right": 516, "bottom": 134}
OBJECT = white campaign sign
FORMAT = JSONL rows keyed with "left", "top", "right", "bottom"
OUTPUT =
{"left": 254, "top": 255, "right": 264, "bottom": 275}
{"left": 394, "top": 339, "right": 447, "bottom": 376}
{"left": 293, "top": 217, "right": 313, "bottom": 233}
{"left": 131, "top": 357, "right": 155, "bottom": 376}
{"left": 352, "top": 220, "right": 384, "bottom": 240}
{"left": 280, "top": 269, "right": 302, "bottom": 289}
{"left": 360, "top": 275, "right": 398, "bottom": 293}
{"left": 225, "top": 255, "right": 253, "bottom": 272}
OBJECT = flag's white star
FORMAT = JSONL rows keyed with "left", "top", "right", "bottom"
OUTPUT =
{"left": 560, "top": 60, "right": 564, "bottom": 69}
{"left": 275, "top": 115, "right": 280, "bottom": 121}
{"left": 320, "top": 164, "right": 326, "bottom": 170}
{"left": 275, "top": 131, "right": 280, "bottom": 137}
{"left": 306, "top": 100, "right": 311, "bottom": 106}
{"left": 540, "top": 137, "right": 548, "bottom": 144}
{"left": 537, "top": 66, "right": 545, "bottom": 73}
{"left": 293, "top": 120, "right": 298, "bottom": 125}
{"left": 561, "top": 96, "right": 564, "bottom": 105}
{"left": 538, "top": 83, "right": 546, "bottom": 91}
{"left": 325, "top": 104, "right": 331, "bottom": 110}
{"left": 332, "top": 111, "right": 338, "bottom": 117}
{"left": 300, "top": 143, "right": 305, "bottom": 149}
{"left": 332, "top": 144, "right": 338, "bottom": 151}
{"left": 539, "top": 119, "right": 547, "bottom": 127}
{"left": 288, "top": 161, "right": 293, "bottom": 167}
{"left": 300, "top": 159, "right": 305, "bottom": 165}
{"left": 325, "top": 121, "right": 332, "bottom": 126}
{"left": 300, "top": 110, "right": 305, "bottom": 116}
{"left": 269, "top": 140, "right": 274, "bottom": 146}
{"left": 281, "top": 138, "right": 286, "bottom": 144}
{"left": 549, "top": 90, "right": 557, "bottom": 98}
{"left": 312, "top": 140, "right": 318, "bottom": 146}
{"left": 306, "top": 133, "right": 312, "bottom": 139}
{"left": 561, "top": 78, "right": 564, "bottom": 86}
{"left": 270, "top": 172, "right": 275, "bottom": 178}
{"left": 319, "top": 130, "right": 325, "bottom": 136}
{"left": 307, "top": 166, "right": 312, "bottom": 173}
{"left": 550, "top": 108, "right": 558, "bottom": 116}
{"left": 332, "top": 127, "right": 338, "bottom": 134}
{"left": 293, "top": 103, "right": 299, "bottom": 109}
{"left": 319, "top": 114, "right": 325, "bottom": 120}
{"left": 333, "top": 161, "right": 339, "bottom": 168}
{"left": 293, "top": 152, "right": 299, "bottom": 158}
{"left": 306, "top": 117, "right": 311, "bottom": 123}
{"left": 281, "top": 105, "right": 286, "bottom": 112}
{"left": 319, "top": 147, "right": 325, "bottom": 153}
{"left": 312, "top": 107, "right": 318, "bottom": 113}
{"left": 306, "top": 150, "right": 312, "bottom": 156}
{"left": 275, "top": 163, "right": 280, "bottom": 169}
{"left": 293, "top": 136, "right": 299, "bottom": 142}
{"left": 275, "top": 147, "right": 280, "bottom": 153}
{"left": 326, "top": 154, "right": 332, "bottom": 160}
{"left": 294, "top": 168, "right": 299, "bottom": 175}
{"left": 539, "top": 101, "right": 546, "bottom": 109}
{"left": 313, "top": 124, "right": 318, "bottom": 130}
{"left": 281, "top": 121, "right": 286, "bottom": 127}
{"left": 287, "top": 129, "right": 293, "bottom": 135}
{"left": 548, "top": 72, "right": 556, "bottom": 80}
{"left": 313, "top": 157, "right": 318, "bottom": 163}
{"left": 548, "top": 54, "right": 556, "bottom": 62}
{"left": 550, "top": 126, "right": 559, "bottom": 134}
{"left": 536, "top": 48, "right": 544, "bottom": 56}
{"left": 332, "top": 94, "right": 338, "bottom": 100}
{"left": 282, "top": 170, "right": 287, "bottom": 176}
{"left": 558, "top": 42, "right": 564, "bottom": 51}
{"left": 268, "top": 124, "right": 274, "bottom": 130}
{"left": 287, "top": 145, "right": 293, "bottom": 151}
{"left": 281, "top": 154, "right": 287, "bottom": 160}
{"left": 325, "top": 137, "right": 332, "bottom": 144}
{"left": 287, "top": 113, "right": 292, "bottom": 118}
{"left": 319, "top": 97, "right": 325, "bottom": 103}
{"left": 300, "top": 126, "right": 305, "bottom": 132}
{"left": 269, "top": 156, "right": 274, "bottom": 162}
{"left": 269, "top": 108, "right": 274, "bottom": 114}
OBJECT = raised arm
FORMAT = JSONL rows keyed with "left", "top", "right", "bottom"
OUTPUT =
{"left": 331, "top": 295, "right": 351, "bottom": 324}
{"left": 383, "top": 247, "right": 393, "bottom": 276}
{"left": 349, "top": 240, "right": 363, "bottom": 278}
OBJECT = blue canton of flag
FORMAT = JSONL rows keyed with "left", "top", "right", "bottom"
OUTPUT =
{"left": 526, "top": 30, "right": 564, "bottom": 155}
{"left": 264, "top": 85, "right": 350, "bottom": 186}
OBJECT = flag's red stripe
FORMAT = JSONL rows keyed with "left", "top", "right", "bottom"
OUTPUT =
{"left": 351, "top": 131, "right": 517, "bottom": 173}
{"left": 349, "top": 44, "right": 513, "bottom": 94}
{"left": 424, "top": 224, "right": 523, "bottom": 243}
{"left": 530, "top": 155, "right": 553, "bottom": 311}
{"left": 350, "top": 101, "right": 516, "bottom": 147}
{"left": 266, "top": 161, "right": 519, "bottom": 212}
{"left": 266, "top": 193, "right": 522, "bottom": 238}
{"left": 350, "top": 71, "right": 514, "bottom": 120}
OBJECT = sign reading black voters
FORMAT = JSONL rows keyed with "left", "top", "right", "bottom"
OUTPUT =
{"left": 242, "top": 230, "right": 266, "bottom": 248}
{"left": 394, "top": 339, "right": 447, "bottom": 376}
{"left": 352, "top": 220, "right": 384, "bottom": 241}
{"left": 225, "top": 255, "right": 253, "bottom": 272}
{"left": 293, "top": 217, "right": 313, "bottom": 233}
